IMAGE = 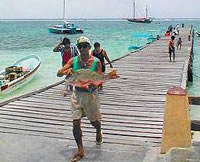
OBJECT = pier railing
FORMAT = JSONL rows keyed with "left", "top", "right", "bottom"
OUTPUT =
{"left": 161, "top": 28, "right": 194, "bottom": 153}
{"left": 188, "top": 28, "right": 194, "bottom": 82}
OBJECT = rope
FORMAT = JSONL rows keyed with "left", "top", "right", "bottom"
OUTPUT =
{"left": 193, "top": 72, "right": 200, "bottom": 78}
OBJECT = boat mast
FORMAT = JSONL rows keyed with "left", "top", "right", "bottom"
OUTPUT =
{"left": 133, "top": 0, "right": 136, "bottom": 19}
{"left": 145, "top": 5, "right": 148, "bottom": 19}
{"left": 63, "top": 0, "right": 66, "bottom": 21}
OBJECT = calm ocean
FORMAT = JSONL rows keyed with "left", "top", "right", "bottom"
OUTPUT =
{"left": 0, "top": 19, "right": 200, "bottom": 101}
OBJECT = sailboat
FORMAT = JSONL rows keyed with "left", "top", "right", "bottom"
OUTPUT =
{"left": 48, "top": 0, "right": 83, "bottom": 34}
{"left": 127, "top": 0, "right": 152, "bottom": 23}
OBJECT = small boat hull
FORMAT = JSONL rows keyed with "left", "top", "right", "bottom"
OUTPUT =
{"left": 0, "top": 55, "right": 41, "bottom": 94}
{"left": 128, "top": 18, "right": 152, "bottom": 23}
{"left": 48, "top": 24, "right": 84, "bottom": 34}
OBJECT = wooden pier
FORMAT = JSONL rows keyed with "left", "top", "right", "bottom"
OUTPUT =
{"left": 0, "top": 28, "right": 193, "bottom": 161}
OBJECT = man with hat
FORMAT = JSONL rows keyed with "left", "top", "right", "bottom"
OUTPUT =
{"left": 57, "top": 36, "right": 103, "bottom": 161}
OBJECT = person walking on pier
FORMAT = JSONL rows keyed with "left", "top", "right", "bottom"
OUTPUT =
{"left": 53, "top": 37, "right": 79, "bottom": 96}
{"left": 57, "top": 36, "right": 103, "bottom": 162}
{"left": 91, "top": 42, "right": 113, "bottom": 89}
{"left": 91, "top": 42, "right": 113, "bottom": 73}
{"left": 175, "top": 24, "right": 180, "bottom": 36}
{"left": 168, "top": 36, "right": 176, "bottom": 62}
{"left": 176, "top": 37, "right": 182, "bottom": 50}
{"left": 53, "top": 37, "right": 79, "bottom": 67}
{"left": 168, "top": 24, "right": 173, "bottom": 35}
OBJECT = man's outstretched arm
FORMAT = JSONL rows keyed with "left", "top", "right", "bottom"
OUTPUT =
{"left": 57, "top": 58, "right": 73, "bottom": 77}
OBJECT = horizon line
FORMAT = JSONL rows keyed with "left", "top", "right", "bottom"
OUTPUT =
{"left": 1, "top": 17, "right": 200, "bottom": 20}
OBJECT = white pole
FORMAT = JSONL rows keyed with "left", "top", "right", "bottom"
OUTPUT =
{"left": 63, "top": 0, "right": 65, "bottom": 21}
{"left": 146, "top": 5, "right": 148, "bottom": 19}
{"left": 133, "top": 0, "right": 136, "bottom": 19}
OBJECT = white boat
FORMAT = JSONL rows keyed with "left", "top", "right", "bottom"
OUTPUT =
{"left": 0, "top": 55, "right": 41, "bottom": 94}
{"left": 48, "top": 0, "right": 84, "bottom": 34}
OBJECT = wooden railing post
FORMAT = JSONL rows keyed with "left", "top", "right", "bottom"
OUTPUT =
{"left": 188, "top": 29, "right": 194, "bottom": 82}
{"left": 161, "top": 86, "right": 192, "bottom": 154}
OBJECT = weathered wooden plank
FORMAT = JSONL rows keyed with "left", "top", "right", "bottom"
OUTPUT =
{"left": 4, "top": 102, "right": 165, "bottom": 113}
{"left": 0, "top": 106, "right": 164, "bottom": 120}
{"left": 0, "top": 116, "right": 163, "bottom": 131}
{"left": 0, "top": 119, "right": 162, "bottom": 137}
{"left": 0, "top": 114, "right": 163, "bottom": 131}
{"left": 0, "top": 129, "right": 160, "bottom": 146}
{"left": 0, "top": 117, "right": 163, "bottom": 140}
{"left": 19, "top": 96, "right": 165, "bottom": 107}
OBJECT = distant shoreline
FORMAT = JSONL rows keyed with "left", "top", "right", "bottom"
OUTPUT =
{"left": 1, "top": 17, "right": 200, "bottom": 21}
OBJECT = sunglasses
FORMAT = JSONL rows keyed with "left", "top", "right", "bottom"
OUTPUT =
{"left": 77, "top": 43, "right": 89, "bottom": 49}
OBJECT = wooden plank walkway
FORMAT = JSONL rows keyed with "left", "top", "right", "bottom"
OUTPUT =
{"left": 0, "top": 29, "right": 192, "bottom": 152}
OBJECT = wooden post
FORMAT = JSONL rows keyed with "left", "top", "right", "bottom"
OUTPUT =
{"left": 161, "top": 86, "right": 192, "bottom": 154}
{"left": 188, "top": 62, "right": 193, "bottom": 82}
{"left": 188, "top": 35, "right": 191, "bottom": 41}
{"left": 188, "top": 29, "right": 194, "bottom": 82}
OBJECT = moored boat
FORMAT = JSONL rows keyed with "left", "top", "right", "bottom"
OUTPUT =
{"left": 127, "top": 18, "right": 152, "bottom": 23}
{"left": 48, "top": 22, "right": 84, "bottom": 34}
{"left": 48, "top": 0, "right": 84, "bottom": 34}
{"left": 127, "top": 0, "right": 152, "bottom": 24}
{"left": 0, "top": 55, "right": 41, "bottom": 94}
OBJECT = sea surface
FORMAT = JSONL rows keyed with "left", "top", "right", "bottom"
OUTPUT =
{"left": 0, "top": 19, "right": 200, "bottom": 102}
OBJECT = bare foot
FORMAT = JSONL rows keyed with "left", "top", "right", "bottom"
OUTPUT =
{"left": 96, "top": 131, "right": 103, "bottom": 145}
{"left": 71, "top": 151, "right": 85, "bottom": 162}
{"left": 62, "top": 90, "right": 67, "bottom": 97}
{"left": 98, "top": 85, "right": 103, "bottom": 90}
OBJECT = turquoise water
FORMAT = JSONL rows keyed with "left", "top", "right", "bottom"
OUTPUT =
{"left": 188, "top": 31, "right": 200, "bottom": 96}
{"left": 0, "top": 19, "right": 200, "bottom": 101}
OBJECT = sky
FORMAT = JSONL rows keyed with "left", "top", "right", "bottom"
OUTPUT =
{"left": 0, "top": 0, "right": 200, "bottom": 19}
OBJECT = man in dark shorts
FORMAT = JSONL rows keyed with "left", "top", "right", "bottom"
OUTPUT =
{"left": 168, "top": 36, "right": 176, "bottom": 62}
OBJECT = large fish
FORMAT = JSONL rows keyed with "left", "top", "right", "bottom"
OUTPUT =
{"left": 68, "top": 69, "right": 119, "bottom": 90}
